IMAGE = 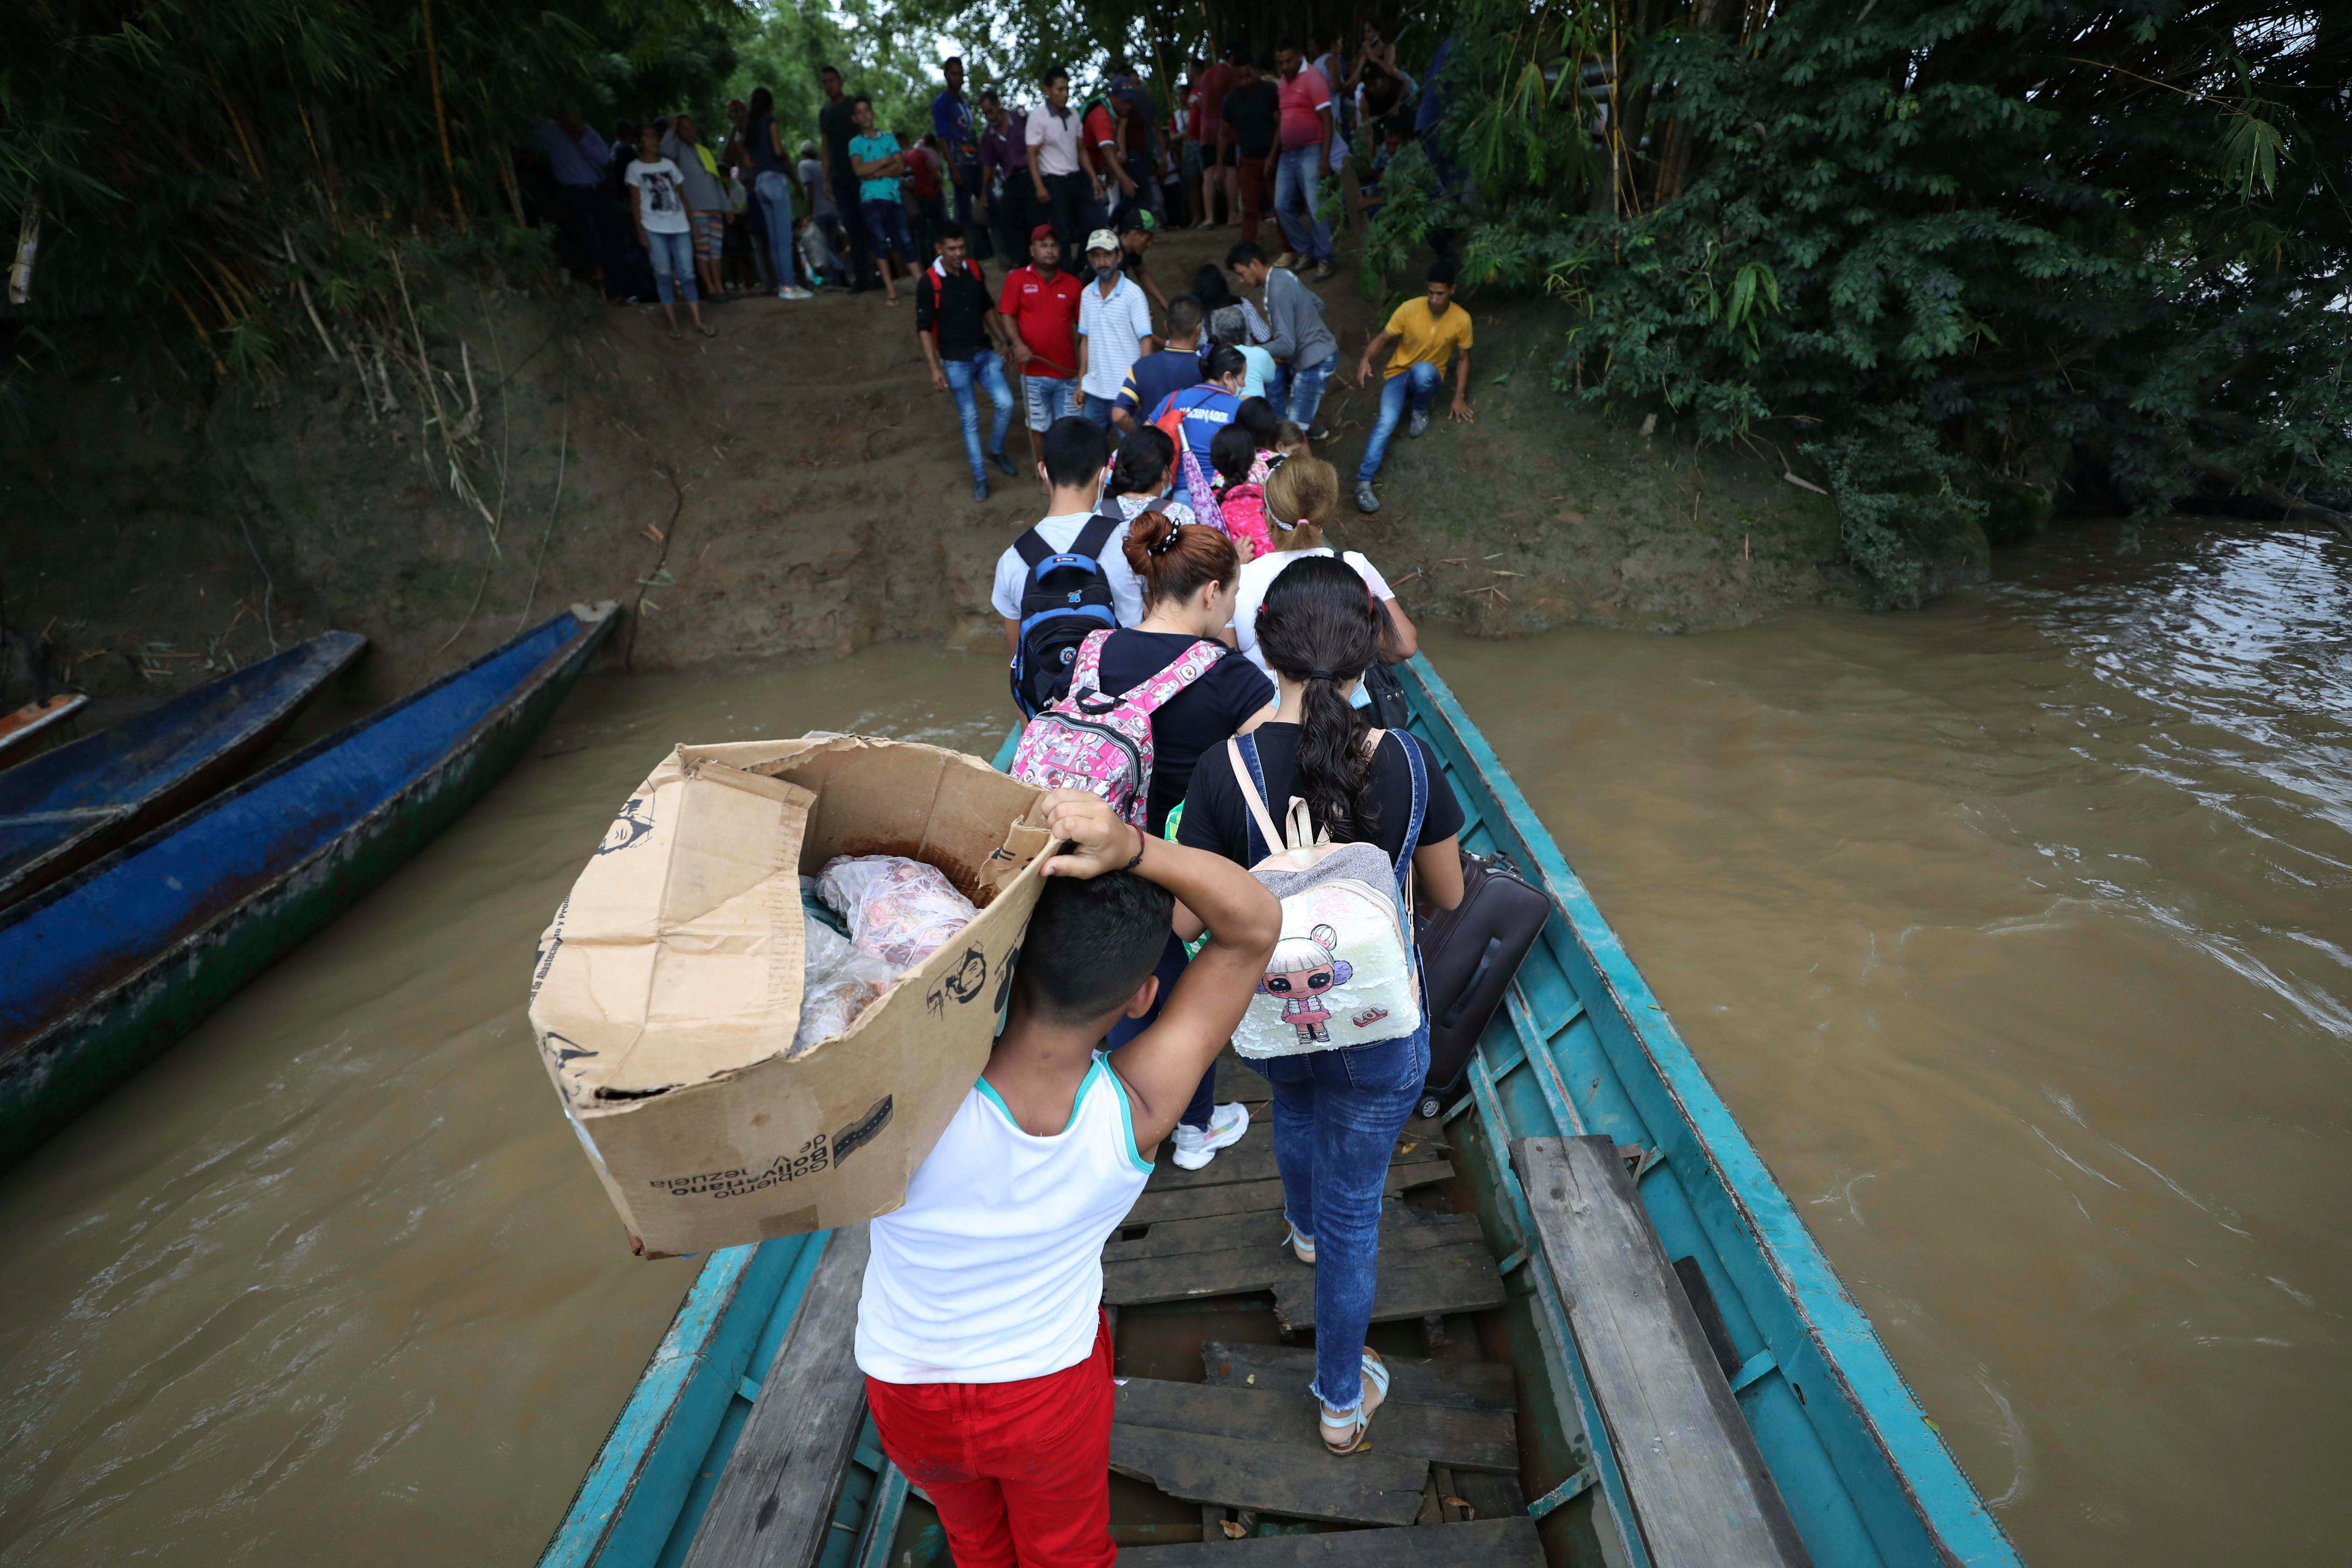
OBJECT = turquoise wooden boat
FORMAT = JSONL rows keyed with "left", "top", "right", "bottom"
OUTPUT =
{"left": 541, "top": 653, "right": 2021, "bottom": 1568}
{"left": 0, "top": 604, "right": 617, "bottom": 1172}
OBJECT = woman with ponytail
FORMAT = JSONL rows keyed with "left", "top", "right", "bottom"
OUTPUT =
{"left": 1174, "top": 554, "right": 1465, "bottom": 1454}
{"left": 1232, "top": 456, "right": 1418, "bottom": 687}
{"left": 1098, "top": 505, "right": 1278, "bottom": 1171}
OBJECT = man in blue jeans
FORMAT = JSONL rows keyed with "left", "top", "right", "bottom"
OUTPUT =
{"left": 1270, "top": 43, "right": 1337, "bottom": 280}
{"left": 916, "top": 224, "right": 1021, "bottom": 500}
{"left": 1228, "top": 240, "right": 1338, "bottom": 437}
{"left": 1352, "top": 259, "right": 1475, "bottom": 513}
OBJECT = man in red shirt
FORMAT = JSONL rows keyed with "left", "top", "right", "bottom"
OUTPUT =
{"left": 1196, "top": 46, "right": 1240, "bottom": 227}
{"left": 998, "top": 224, "right": 1084, "bottom": 472}
{"left": 904, "top": 133, "right": 949, "bottom": 260}
{"left": 1272, "top": 41, "right": 1337, "bottom": 278}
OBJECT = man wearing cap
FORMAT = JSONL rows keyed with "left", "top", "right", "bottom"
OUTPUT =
{"left": 1114, "top": 209, "right": 1170, "bottom": 315}
{"left": 1076, "top": 228, "right": 1158, "bottom": 429}
{"left": 999, "top": 224, "right": 1085, "bottom": 469}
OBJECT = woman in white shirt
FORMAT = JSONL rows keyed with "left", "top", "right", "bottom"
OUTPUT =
{"left": 1230, "top": 455, "right": 1417, "bottom": 685}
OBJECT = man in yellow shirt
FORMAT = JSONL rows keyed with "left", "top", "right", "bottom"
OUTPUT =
{"left": 1351, "top": 258, "right": 1475, "bottom": 513}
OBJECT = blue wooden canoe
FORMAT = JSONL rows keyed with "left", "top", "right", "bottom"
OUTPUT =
{"left": 0, "top": 631, "right": 366, "bottom": 909}
{"left": 0, "top": 603, "right": 618, "bottom": 1172}
{"left": 540, "top": 653, "right": 2022, "bottom": 1568}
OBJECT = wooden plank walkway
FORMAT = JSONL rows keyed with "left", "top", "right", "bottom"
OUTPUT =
{"left": 682, "top": 1224, "right": 871, "bottom": 1568}
{"left": 1117, "top": 1516, "right": 1545, "bottom": 1568}
{"left": 1115, "top": 1377, "right": 1517, "bottom": 1472}
{"left": 1199, "top": 1342, "right": 1516, "bottom": 1413}
{"left": 1514, "top": 1136, "right": 1814, "bottom": 1568}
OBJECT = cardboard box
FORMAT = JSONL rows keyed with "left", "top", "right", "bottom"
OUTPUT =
{"left": 529, "top": 734, "right": 1051, "bottom": 1256}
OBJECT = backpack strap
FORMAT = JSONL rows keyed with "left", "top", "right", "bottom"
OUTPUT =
{"left": 1069, "top": 628, "right": 1114, "bottom": 694}
{"left": 1119, "top": 638, "right": 1226, "bottom": 720}
{"left": 1071, "top": 509, "right": 1124, "bottom": 562}
{"left": 1227, "top": 736, "right": 1286, "bottom": 862}
{"left": 1013, "top": 526, "right": 1051, "bottom": 568}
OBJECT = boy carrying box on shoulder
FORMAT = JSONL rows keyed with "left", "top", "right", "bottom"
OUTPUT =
{"left": 856, "top": 789, "right": 1281, "bottom": 1568}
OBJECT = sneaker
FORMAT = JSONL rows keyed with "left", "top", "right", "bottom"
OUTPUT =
{"left": 1273, "top": 250, "right": 1302, "bottom": 270}
{"left": 1407, "top": 408, "right": 1431, "bottom": 439}
{"left": 1355, "top": 481, "right": 1380, "bottom": 514}
{"left": 784, "top": 285, "right": 817, "bottom": 300}
{"left": 1311, "top": 260, "right": 1337, "bottom": 282}
{"left": 1170, "top": 1102, "right": 1250, "bottom": 1170}
{"left": 991, "top": 447, "right": 1017, "bottom": 476}
{"left": 1307, "top": 425, "right": 1331, "bottom": 442}
{"left": 972, "top": 478, "right": 990, "bottom": 502}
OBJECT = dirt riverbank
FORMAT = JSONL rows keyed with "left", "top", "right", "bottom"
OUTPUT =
{"left": 1, "top": 224, "right": 1845, "bottom": 707}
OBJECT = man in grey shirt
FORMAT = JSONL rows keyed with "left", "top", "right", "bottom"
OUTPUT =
{"left": 1227, "top": 240, "right": 1338, "bottom": 436}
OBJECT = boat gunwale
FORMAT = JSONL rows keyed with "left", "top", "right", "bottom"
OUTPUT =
{"left": 0, "top": 630, "right": 369, "bottom": 905}
{"left": 0, "top": 604, "right": 616, "bottom": 1058}
{"left": 1396, "top": 653, "right": 2020, "bottom": 1567}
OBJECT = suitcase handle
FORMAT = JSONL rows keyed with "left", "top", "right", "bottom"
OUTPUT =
{"left": 1439, "top": 936, "right": 1505, "bottom": 1029}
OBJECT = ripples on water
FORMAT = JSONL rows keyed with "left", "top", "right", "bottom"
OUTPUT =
{"left": 1432, "top": 519, "right": 2352, "bottom": 1565}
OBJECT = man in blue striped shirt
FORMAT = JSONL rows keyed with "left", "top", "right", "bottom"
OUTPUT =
{"left": 1075, "top": 229, "right": 1159, "bottom": 429}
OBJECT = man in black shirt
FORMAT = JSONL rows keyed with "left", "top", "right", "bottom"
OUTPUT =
{"left": 1217, "top": 56, "right": 1282, "bottom": 254}
{"left": 817, "top": 64, "right": 875, "bottom": 293}
{"left": 916, "top": 224, "right": 1022, "bottom": 500}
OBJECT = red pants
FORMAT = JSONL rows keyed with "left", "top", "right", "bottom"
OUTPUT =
{"left": 865, "top": 1313, "right": 1115, "bottom": 1568}
{"left": 1236, "top": 157, "right": 1269, "bottom": 252}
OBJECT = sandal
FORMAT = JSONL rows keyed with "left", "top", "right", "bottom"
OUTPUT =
{"left": 1283, "top": 1219, "right": 1315, "bottom": 1266}
{"left": 696, "top": 323, "right": 718, "bottom": 338}
{"left": 1319, "top": 1349, "right": 1389, "bottom": 1455}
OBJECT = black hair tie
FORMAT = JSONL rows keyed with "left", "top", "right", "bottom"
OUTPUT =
{"left": 1308, "top": 668, "right": 1335, "bottom": 680}
{"left": 1148, "top": 525, "right": 1182, "bottom": 555}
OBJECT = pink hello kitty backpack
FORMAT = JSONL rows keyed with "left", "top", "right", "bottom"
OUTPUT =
{"left": 1010, "top": 630, "right": 1228, "bottom": 828}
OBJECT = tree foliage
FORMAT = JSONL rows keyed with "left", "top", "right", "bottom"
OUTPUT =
{"left": 1372, "top": 0, "right": 2352, "bottom": 602}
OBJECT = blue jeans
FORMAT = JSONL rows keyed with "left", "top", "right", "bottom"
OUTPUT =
{"left": 754, "top": 170, "right": 796, "bottom": 288}
{"left": 1022, "top": 375, "right": 1077, "bottom": 431}
{"left": 1287, "top": 354, "right": 1336, "bottom": 429}
{"left": 644, "top": 228, "right": 697, "bottom": 304}
{"left": 1273, "top": 145, "right": 1333, "bottom": 265}
{"left": 1108, "top": 936, "right": 1214, "bottom": 1131}
{"left": 943, "top": 349, "right": 1016, "bottom": 482}
{"left": 1082, "top": 392, "right": 1117, "bottom": 428}
{"left": 1356, "top": 361, "right": 1442, "bottom": 483}
{"left": 1251, "top": 1023, "right": 1431, "bottom": 1411}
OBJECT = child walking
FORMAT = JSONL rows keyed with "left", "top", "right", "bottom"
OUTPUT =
{"left": 857, "top": 790, "right": 1279, "bottom": 1568}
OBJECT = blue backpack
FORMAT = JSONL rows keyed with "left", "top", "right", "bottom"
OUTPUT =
{"left": 1009, "top": 506, "right": 1149, "bottom": 717}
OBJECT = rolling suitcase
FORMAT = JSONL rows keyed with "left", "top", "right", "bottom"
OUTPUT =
{"left": 1414, "top": 848, "right": 1550, "bottom": 1117}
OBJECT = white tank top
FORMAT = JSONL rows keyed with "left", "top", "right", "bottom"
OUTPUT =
{"left": 856, "top": 1053, "right": 1155, "bottom": 1384}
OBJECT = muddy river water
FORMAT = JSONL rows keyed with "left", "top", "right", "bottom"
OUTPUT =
{"left": 2, "top": 519, "right": 2346, "bottom": 1566}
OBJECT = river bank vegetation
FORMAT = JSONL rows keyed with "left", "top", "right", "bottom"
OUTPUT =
{"left": 5, "top": 0, "right": 2346, "bottom": 612}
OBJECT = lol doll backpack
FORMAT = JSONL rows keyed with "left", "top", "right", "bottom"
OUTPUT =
{"left": 1223, "top": 731, "right": 1426, "bottom": 1057}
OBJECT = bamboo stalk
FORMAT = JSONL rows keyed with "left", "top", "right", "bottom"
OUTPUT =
{"left": 419, "top": 0, "right": 468, "bottom": 232}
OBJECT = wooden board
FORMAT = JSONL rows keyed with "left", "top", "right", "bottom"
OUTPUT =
{"left": 682, "top": 1225, "right": 873, "bottom": 1568}
{"left": 1199, "top": 1343, "right": 1516, "bottom": 1414}
{"left": 1145, "top": 1122, "right": 1448, "bottom": 1191}
{"left": 1121, "top": 1162, "right": 1453, "bottom": 1227}
{"left": 1117, "top": 1516, "right": 1544, "bottom": 1567}
{"left": 1108, "top": 1424, "right": 1429, "bottom": 1527}
{"left": 1102, "top": 1205, "right": 1504, "bottom": 1324}
{"left": 1511, "top": 1138, "right": 1814, "bottom": 1568}
{"left": 1114, "top": 1377, "right": 1517, "bottom": 1473}
{"left": 1105, "top": 1201, "right": 1471, "bottom": 1264}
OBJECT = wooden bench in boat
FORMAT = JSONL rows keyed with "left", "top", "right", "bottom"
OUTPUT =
{"left": 681, "top": 1225, "right": 871, "bottom": 1568}
{"left": 1118, "top": 1514, "right": 1545, "bottom": 1568}
{"left": 1512, "top": 1136, "right": 1815, "bottom": 1567}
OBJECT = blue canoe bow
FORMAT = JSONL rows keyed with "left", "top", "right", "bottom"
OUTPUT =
{"left": 0, "top": 603, "right": 618, "bottom": 1171}
{"left": 540, "top": 653, "right": 2023, "bottom": 1568}
{"left": 0, "top": 630, "right": 367, "bottom": 910}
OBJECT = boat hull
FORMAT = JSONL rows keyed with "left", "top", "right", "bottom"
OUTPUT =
{"left": 0, "top": 632, "right": 367, "bottom": 909}
{"left": 0, "top": 608, "right": 615, "bottom": 1172}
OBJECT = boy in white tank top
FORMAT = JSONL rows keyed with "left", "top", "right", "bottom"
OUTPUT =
{"left": 858, "top": 790, "right": 1279, "bottom": 1568}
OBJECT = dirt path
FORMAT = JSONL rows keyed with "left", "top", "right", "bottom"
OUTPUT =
{"left": 0, "top": 224, "right": 1844, "bottom": 707}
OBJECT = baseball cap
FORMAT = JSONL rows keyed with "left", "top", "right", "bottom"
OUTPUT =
{"left": 1030, "top": 223, "right": 1057, "bottom": 243}
{"left": 1116, "top": 206, "right": 1158, "bottom": 234}
{"left": 1084, "top": 228, "right": 1120, "bottom": 254}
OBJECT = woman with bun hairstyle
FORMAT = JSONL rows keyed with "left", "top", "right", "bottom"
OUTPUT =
{"left": 1100, "top": 508, "right": 1279, "bottom": 1171}
{"left": 1105, "top": 425, "right": 1200, "bottom": 530}
{"left": 1175, "top": 554, "right": 1466, "bottom": 1454}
